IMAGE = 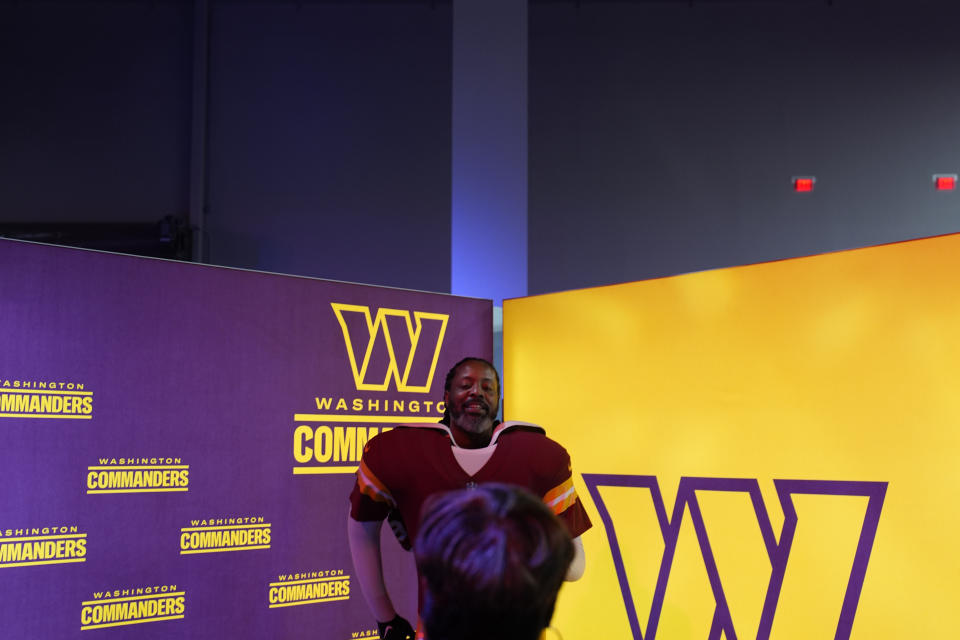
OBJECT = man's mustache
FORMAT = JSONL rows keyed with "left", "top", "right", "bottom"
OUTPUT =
{"left": 460, "top": 398, "right": 491, "bottom": 413}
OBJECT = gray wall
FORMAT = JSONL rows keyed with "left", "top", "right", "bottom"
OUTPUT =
{"left": 0, "top": 1, "right": 192, "bottom": 223}
{"left": 1, "top": 0, "right": 452, "bottom": 293}
{"left": 206, "top": 2, "right": 452, "bottom": 290}
{"left": 3, "top": 0, "right": 959, "bottom": 297}
{"left": 529, "top": 0, "right": 960, "bottom": 294}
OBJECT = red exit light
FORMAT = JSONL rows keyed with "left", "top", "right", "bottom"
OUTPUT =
{"left": 934, "top": 174, "right": 957, "bottom": 191}
{"left": 793, "top": 176, "right": 815, "bottom": 192}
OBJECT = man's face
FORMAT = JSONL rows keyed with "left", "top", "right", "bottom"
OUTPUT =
{"left": 444, "top": 361, "right": 500, "bottom": 435}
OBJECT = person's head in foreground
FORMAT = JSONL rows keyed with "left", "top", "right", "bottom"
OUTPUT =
{"left": 414, "top": 484, "right": 575, "bottom": 640}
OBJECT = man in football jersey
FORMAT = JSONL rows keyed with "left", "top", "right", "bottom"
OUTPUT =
{"left": 347, "top": 357, "right": 590, "bottom": 640}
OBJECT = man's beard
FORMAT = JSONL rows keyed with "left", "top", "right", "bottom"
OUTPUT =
{"left": 451, "top": 411, "right": 495, "bottom": 435}
{"left": 450, "top": 399, "right": 499, "bottom": 435}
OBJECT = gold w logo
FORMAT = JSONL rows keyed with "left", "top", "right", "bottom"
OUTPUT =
{"left": 331, "top": 304, "right": 449, "bottom": 393}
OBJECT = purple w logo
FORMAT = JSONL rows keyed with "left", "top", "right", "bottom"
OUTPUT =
{"left": 581, "top": 476, "right": 887, "bottom": 640}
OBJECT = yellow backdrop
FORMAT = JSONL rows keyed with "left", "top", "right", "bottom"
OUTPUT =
{"left": 504, "top": 234, "right": 960, "bottom": 639}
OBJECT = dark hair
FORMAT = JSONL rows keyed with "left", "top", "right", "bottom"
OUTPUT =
{"left": 441, "top": 357, "right": 500, "bottom": 423}
{"left": 414, "top": 484, "right": 574, "bottom": 640}
{"left": 443, "top": 357, "right": 500, "bottom": 393}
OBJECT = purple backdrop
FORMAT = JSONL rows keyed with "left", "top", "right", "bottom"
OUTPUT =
{"left": 0, "top": 239, "right": 492, "bottom": 639}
